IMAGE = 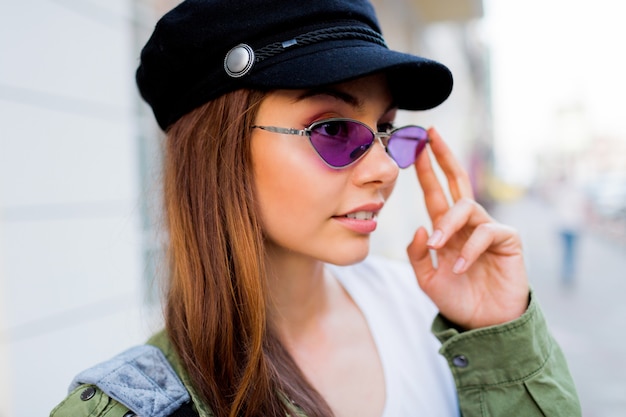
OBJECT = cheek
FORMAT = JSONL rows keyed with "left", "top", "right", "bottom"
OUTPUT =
{"left": 251, "top": 134, "right": 341, "bottom": 229}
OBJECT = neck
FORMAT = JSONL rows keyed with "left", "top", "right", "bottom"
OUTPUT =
{"left": 265, "top": 246, "right": 340, "bottom": 342}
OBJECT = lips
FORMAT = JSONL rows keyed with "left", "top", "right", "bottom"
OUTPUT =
{"left": 338, "top": 202, "right": 383, "bottom": 219}
{"left": 333, "top": 202, "right": 384, "bottom": 233}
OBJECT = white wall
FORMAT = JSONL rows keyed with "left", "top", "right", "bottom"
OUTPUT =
{"left": 0, "top": 1, "right": 160, "bottom": 416}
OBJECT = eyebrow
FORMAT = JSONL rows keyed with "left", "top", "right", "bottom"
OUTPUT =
{"left": 295, "top": 87, "right": 364, "bottom": 110}
{"left": 294, "top": 86, "right": 397, "bottom": 114}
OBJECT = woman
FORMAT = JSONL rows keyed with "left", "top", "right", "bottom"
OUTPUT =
{"left": 51, "top": 1, "right": 581, "bottom": 416}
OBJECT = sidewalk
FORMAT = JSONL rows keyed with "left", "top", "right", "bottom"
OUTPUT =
{"left": 493, "top": 196, "right": 626, "bottom": 417}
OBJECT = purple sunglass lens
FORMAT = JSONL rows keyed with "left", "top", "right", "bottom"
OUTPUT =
{"left": 387, "top": 126, "right": 428, "bottom": 168}
{"left": 309, "top": 120, "right": 375, "bottom": 167}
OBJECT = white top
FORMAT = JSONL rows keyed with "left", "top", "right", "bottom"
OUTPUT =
{"left": 328, "top": 256, "right": 460, "bottom": 417}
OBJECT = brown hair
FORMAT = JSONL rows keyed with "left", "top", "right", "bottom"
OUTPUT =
{"left": 162, "top": 89, "right": 334, "bottom": 417}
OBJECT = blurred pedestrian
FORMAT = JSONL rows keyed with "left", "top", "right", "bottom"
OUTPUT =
{"left": 554, "top": 176, "right": 586, "bottom": 286}
{"left": 50, "top": 1, "right": 581, "bottom": 416}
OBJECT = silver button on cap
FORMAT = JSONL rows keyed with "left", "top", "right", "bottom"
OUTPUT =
{"left": 224, "top": 44, "right": 255, "bottom": 78}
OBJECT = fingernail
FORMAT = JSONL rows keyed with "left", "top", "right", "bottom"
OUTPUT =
{"left": 427, "top": 230, "right": 443, "bottom": 247}
{"left": 453, "top": 257, "right": 466, "bottom": 274}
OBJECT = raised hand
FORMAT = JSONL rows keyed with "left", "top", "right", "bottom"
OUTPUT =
{"left": 407, "top": 128, "right": 529, "bottom": 330}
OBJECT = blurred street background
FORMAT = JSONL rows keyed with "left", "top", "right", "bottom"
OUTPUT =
{"left": 494, "top": 196, "right": 626, "bottom": 417}
{"left": 1, "top": 0, "right": 625, "bottom": 416}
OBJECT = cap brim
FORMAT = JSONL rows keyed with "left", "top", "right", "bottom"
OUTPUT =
{"left": 245, "top": 42, "right": 453, "bottom": 111}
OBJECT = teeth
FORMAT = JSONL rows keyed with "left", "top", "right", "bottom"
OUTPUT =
{"left": 345, "top": 211, "right": 375, "bottom": 220}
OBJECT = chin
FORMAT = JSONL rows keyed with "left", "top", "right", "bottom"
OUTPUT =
{"left": 322, "top": 242, "right": 370, "bottom": 266}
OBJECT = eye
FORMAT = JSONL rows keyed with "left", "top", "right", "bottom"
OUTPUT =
{"left": 317, "top": 120, "right": 349, "bottom": 137}
{"left": 377, "top": 122, "right": 394, "bottom": 133}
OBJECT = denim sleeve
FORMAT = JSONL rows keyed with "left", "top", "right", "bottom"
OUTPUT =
{"left": 432, "top": 293, "right": 581, "bottom": 417}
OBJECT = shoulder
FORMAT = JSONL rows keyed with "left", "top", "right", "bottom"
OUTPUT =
{"left": 51, "top": 383, "right": 197, "bottom": 417}
{"left": 50, "top": 384, "right": 130, "bottom": 417}
{"left": 49, "top": 337, "right": 192, "bottom": 417}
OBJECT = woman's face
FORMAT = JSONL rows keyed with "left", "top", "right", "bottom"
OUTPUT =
{"left": 251, "top": 74, "right": 399, "bottom": 266}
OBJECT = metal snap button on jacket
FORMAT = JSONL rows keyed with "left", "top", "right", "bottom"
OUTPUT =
{"left": 452, "top": 355, "right": 469, "bottom": 368}
{"left": 79, "top": 386, "right": 97, "bottom": 401}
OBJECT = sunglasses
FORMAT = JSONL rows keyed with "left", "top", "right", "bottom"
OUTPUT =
{"left": 253, "top": 118, "right": 429, "bottom": 169}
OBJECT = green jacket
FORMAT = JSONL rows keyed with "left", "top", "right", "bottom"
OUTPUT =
{"left": 50, "top": 295, "right": 581, "bottom": 417}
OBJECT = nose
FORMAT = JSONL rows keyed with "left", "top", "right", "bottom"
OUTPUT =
{"left": 352, "top": 136, "right": 399, "bottom": 186}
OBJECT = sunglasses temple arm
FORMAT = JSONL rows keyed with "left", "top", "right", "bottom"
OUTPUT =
{"left": 253, "top": 126, "right": 308, "bottom": 136}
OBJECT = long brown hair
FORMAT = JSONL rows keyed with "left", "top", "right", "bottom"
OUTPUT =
{"left": 163, "top": 89, "right": 334, "bottom": 417}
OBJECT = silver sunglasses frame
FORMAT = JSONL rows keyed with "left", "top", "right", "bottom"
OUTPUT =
{"left": 253, "top": 117, "right": 428, "bottom": 169}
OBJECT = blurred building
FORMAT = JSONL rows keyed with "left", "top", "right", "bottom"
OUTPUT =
{"left": 0, "top": 1, "right": 487, "bottom": 416}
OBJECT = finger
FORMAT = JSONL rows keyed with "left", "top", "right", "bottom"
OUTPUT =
{"left": 407, "top": 227, "right": 436, "bottom": 288}
{"left": 415, "top": 145, "right": 450, "bottom": 222}
{"left": 451, "top": 223, "right": 522, "bottom": 275}
{"left": 427, "top": 198, "right": 492, "bottom": 249}
{"left": 428, "top": 127, "right": 474, "bottom": 201}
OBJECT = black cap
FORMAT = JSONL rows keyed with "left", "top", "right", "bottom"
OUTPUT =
{"left": 136, "top": 0, "right": 453, "bottom": 131}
